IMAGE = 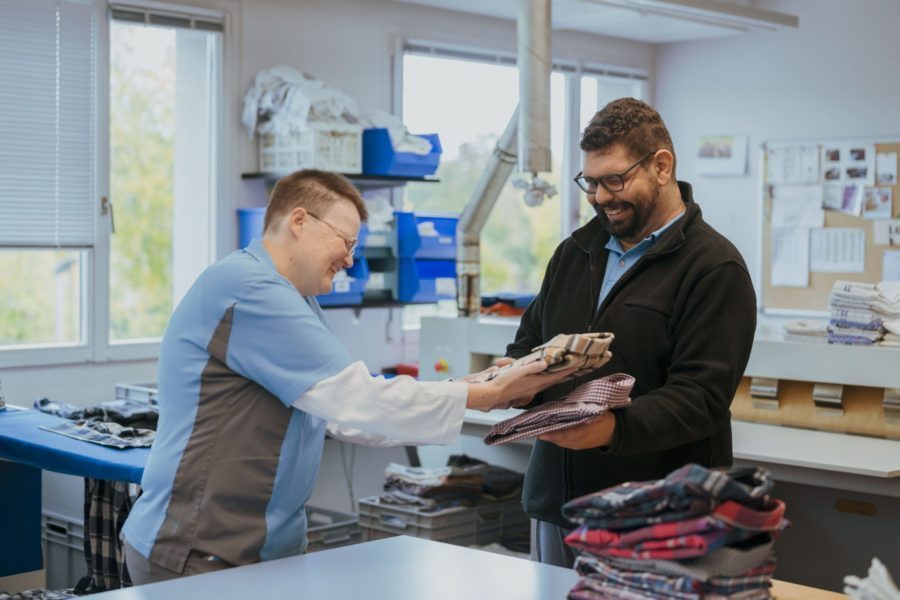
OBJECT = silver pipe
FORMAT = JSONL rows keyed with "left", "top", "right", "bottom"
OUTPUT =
{"left": 456, "top": 107, "right": 519, "bottom": 317}
{"left": 518, "top": 0, "right": 552, "bottom": 175}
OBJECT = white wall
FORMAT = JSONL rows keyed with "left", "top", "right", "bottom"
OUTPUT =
{"left": 654, "top": 0, "right": 900, "bottom": 296}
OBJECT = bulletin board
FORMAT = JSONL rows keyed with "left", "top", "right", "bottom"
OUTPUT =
{"left": 761, "top": 139, "right": 900, "bottom": 313}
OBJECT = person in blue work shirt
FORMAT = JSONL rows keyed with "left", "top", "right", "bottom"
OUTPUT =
{"left": 122, "top": 169, "right": 577, "bottom": 585}
{"left": 506, "top": 98, "right": 757, "bottom": 568}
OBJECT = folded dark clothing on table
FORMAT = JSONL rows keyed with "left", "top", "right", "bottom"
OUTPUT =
{"left": 447, "top": 454, "right": 524, "bottom": 498}
{"left": 33, "top": 397, "right": 158, "bottom": 430}
{"left": 40, "top": 419, "right": 155, "bottom": 449}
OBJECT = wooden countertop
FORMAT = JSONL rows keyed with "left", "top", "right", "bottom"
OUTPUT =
{"left": 773, "top": 579, "right": 848, "bottom": 599}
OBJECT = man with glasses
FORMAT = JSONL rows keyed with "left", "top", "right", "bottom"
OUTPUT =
{"left": 122, "top": 169, "right": 581, "bottom": 584}
{"left": 506, "top": 98, "right": 757, "bottom": 567}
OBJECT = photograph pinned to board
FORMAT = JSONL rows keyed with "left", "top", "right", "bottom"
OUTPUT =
{"left": 873, "top": 219, "right": 900, "bottom": 246}
{"left": 876, "top": 152, "right": 897, "bottom": 185}
{"left": 809, "top": 227, "right": 865, "bottom": 273}
{"left": 845, "top": 143, "right": 876, "bottom": 186}
{"left": 766, "top": 143, "right": 819, "bottom": 185}
{"left": 696, "top": 134, "right": 748, "bottom": 176}
{"left": 884, "top": 250, "right": 900, "bottom": 281}
{"left": 863, "top": 187, "right": 894, "bottom": 220}
{"left": 820, "top": 143, "right": 876, "bottom": 185}
{"left": 822, "top": 145, "right": 842, "bottom": 182}
{"left": 822, "top": 184, "right": 863, "bottom": 216}
{"left": 771, "top": 226, "right": 810, "bottom": 287}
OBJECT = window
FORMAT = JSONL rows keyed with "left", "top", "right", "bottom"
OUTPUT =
{"left": 0, "top": 0, "right": 225, "bottom": 364}
{"left": 0, "top": 0, "right": 95, "bottom": 352}
{"left": 0, "top": 250, "right": 84, "bottom": 347}
{"left": 108, "top": 12, "right": 221, "bottom": 343}
{"left": 399, "top": 42, "right": 647, "bottom": 326}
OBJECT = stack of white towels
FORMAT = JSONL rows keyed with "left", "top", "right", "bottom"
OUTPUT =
{"left": 782, "top": 319, "right": 829, "bottom": 343}
{"left": 827, "top": 281, "right": 900, "bottom": 346}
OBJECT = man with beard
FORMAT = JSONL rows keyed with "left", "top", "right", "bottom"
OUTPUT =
{"left": 505, "top": 98, "right": 757, "bottom": 567}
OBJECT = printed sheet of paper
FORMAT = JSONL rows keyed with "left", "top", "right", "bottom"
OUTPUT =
{"left": 876, "top": 152, "right": 898, "bottom": 185}
{"left": 809, "top": 228, "right": 865, "bottom": 273}
{"left": 862, "top": 187, "right": 893, "bottom": 220}
{"left": 766, "top": 144, "right": 820, "bottom": 185}
{"left": 874, "top": 219, "right": 900, "bottom": 246}
{"left": 884, "top": 251, "right": 900, "bottom": 281}
{"left": 771, "top": 185, "right": 824, "bottom": 227}
{"left": 771, "top": 227, "right": 810, "bottom": 287}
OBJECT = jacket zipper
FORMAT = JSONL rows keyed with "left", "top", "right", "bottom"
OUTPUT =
{"left": 587, "top": 249, "right": 598, "bottom": 332}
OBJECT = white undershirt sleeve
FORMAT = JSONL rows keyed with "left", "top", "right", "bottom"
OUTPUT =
{"left": 292, "top": 360, "right": 468, "bottom": 445}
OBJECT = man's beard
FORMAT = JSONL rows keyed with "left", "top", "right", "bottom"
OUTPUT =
{"left": 594, "top": 191, "right": 654, "bottom": 240}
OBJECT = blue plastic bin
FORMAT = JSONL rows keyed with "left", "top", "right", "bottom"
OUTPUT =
{"left": 362, "top": 129, "right": 442, "bottom": 177}
{"left": 237, "top": 207, "right": 266, "bottom": 248}
{"left": 398, "top": 258, "right": 457, "bottom": 303}
{"left": 395, "top": 211, "right": 458, "bottom": 260}
{"left": 318, "top": 256, "right": 369, "bottom": 306}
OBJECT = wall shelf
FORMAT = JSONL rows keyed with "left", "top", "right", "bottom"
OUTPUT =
{"left": 241, "top": 172, "right": 438, "bottom": 190}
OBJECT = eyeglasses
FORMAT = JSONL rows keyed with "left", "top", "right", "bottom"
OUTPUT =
{"left": 573, "top": 150, "right": 657, "bottom": 194}
{"left": 308, "top": 212, "right": 358, "bottom": 256}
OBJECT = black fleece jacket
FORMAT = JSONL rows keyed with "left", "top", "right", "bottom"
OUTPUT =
{"left": 507, "top": 181, "right": 757, "bottom": 528}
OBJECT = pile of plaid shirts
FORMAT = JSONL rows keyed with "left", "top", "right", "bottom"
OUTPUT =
{"left": 562, "top": 464, "right": 789, "bottom": 600}
{"left": 827, "top": 280, "right": 900, "bottom": 346}
{"left": 484, "top": 373, "right": 634, "bottom": 445}
{"left": 381, "top": 455, "right": 523, "bottom": 511}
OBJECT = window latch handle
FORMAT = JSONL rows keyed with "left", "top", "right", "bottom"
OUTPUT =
{"left": 101, "top": 196, "right": 115, "bottom": 234}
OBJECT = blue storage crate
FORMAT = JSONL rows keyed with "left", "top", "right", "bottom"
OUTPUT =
{"left": 237, "top": 207, "right": 265, "bottom": 248}
{"left": 395, "top": 211, "right": 458, "bottom": 260}
{"left": 362, "top": 128, "right": 442, "bottom": 177}
{"left": 398, "top": 258, "right": 457, "bottom": 303}
{"left": 317, "top": 256, "right": 369, "bottom": 306}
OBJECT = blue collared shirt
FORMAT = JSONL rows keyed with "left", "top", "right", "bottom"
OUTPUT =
{"left": 597, "top": 212, "right": 685, "bottom": 309}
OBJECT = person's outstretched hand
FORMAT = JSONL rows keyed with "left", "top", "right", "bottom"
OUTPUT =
{"left": 465, "top": 359, "right": 579, "bottom": 412}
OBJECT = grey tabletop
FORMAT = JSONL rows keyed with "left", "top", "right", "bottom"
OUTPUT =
{"left": 91, "top": 536, "right": 580, "bottom": 599}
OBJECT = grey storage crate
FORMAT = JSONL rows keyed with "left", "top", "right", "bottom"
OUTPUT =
{"left": 306, "top": 506, "right": 360, "bottom": 552}
{"left": 475, "top": 496, "right": 528, "bottom": 545}
{"left": 114, "top": 382, "right": 158, "bottom": 404}
{"left": 357, "top": 496, "right": 478, "bottom": 546}
{"left": 41, "top": 511, "right": 87, "bottom": 590}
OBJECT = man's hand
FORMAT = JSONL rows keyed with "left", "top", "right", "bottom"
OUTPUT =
{"left": 537, "top": 411, "right": 616, "bottom": 449}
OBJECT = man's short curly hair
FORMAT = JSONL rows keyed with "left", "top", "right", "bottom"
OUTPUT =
{"left": 580, "top": 98, "right": 676, "bottom": 176}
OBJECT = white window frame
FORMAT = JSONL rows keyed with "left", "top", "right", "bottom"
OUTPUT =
{"left": 0, "top": 0, "right": 239, "bottom": 369}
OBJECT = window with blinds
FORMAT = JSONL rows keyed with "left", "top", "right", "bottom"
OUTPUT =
{"left": 0, "top": 0, "right": 96, "bottom": 249}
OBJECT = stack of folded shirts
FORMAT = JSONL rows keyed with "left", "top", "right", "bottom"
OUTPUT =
{"left": 881, "top": 319, "right": 900, "bottom": 348}
{"left": 484, "top": 374, "right": 634, "bottom": 446}
{"left": 828, "top": 281, "right": 900, "bottom": 346}
{"left": 379, "top": 457, "right": 525, "bottom": 511}
{"left": 782, "top": 319, "right": 828, "bottom": 343}
{"left": 382, "top": 463, "right": 485, "bottom": 510}
{"left": 469, "top": 332, "right": 614, "bottom": 383}
{"left": 562, "top": 464, "right": 789, "bottom": 600}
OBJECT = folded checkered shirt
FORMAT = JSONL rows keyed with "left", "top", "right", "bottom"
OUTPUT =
{"left": 470, "top": 332, "right": 614, "bottom": 384}
{"left": 483, "top": 373, "right": 634, "bottom": 446}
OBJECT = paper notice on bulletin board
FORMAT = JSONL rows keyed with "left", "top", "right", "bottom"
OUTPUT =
{"left": 810, "top": 228, "right": 865, "bottom": 273}
{"left": 771, "top": 227, "right": 810, "bottom": 287}
{"left": 767, "top": 144, "right": 820, "bottom": 185}
{"left": 874, "top": 220, "right": 900, "bottom": 246}
{"left": 884, "top": 251, "right": 900, "bottom": 281}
